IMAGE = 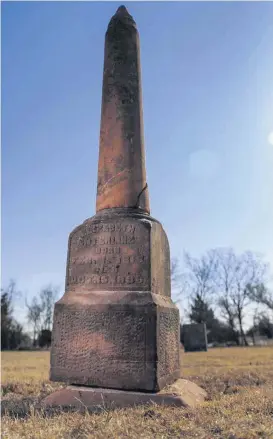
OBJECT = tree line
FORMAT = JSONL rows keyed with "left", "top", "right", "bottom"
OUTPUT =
{"left": 1, "top": 247, "right": 273, "bottom": 350}
{"left": 173, "top": 248, "right": 273, "bottom": 346}
{"left": 1, "top": 281, "right": 58, "bottom": 350}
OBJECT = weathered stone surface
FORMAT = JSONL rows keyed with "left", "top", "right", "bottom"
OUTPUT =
{"left": 50, "top": 209, "right": 180, "bottom": 391}
{"left": 182, "top": 323, "right": 208, "bottom": 352}
{"left": 65, "top": 208, "right": 171, "bottom": 296}
{"left": 48, "top": 5, "right": 181, "bottom": 396}
{"left": 42, "top": 379, "right": 207, "bottom": 411}
{"left": 96, "top": 6, "right": 149, "bottom": 213}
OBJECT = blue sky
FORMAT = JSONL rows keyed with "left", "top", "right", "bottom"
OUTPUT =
{"left": 2, "top": 1, "right": 273, "bottom": 324}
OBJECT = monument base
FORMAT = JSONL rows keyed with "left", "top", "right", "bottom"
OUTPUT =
{"left": 42, "top": 379, "right": 207, "bottom": 411}
{"left": 50, "top": 208, "right": 181, "bottom": 392}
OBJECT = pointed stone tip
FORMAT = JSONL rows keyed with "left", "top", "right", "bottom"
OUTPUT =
{"left": 116, "top": 5, "right": 129, "bottom": 15}
{"left": 107, "top": 4, "right": 136, "bottom": 31}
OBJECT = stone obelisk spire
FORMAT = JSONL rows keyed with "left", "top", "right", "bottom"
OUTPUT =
{"left": 96, "top": 6, "right": 150, "bottom": 213}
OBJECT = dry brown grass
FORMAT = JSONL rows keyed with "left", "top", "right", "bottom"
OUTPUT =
{"left": 1, "top": 347, "right": 273, "bottom": 439}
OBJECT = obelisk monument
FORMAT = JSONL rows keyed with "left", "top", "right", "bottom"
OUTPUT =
{"left": 43, "top": 6, "right": 207, "bottom": 409}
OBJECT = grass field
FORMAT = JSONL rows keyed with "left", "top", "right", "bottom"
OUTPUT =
{"left": 1, "top": 347, "right": 273, "bottom": 439}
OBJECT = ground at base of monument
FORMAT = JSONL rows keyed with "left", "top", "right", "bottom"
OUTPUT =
{"left": 41, "top": 379, "right": 207, "bottom": 411}
{"left": 2, "top": 348, "right": 273, "bottom": 439}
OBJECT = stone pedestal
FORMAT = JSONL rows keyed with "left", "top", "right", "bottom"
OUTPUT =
{"left": 50, "top": 208, "right": 180, "bottom": 392}
{"left": 42, "top": 380, "right": 207, "bottom": 411}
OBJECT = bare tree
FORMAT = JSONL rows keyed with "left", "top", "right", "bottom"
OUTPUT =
{"left": 246, "top": 283, "right": 273, "bottom": 312}
{"left": 249, "top": 306, "right": 260, "bottom": 345}
{"left": 39, "top": 285, "right": 59, "bottom": 331}
{"left": 1, "top": 279, "right": 20, "bottom": 310}
{"left": 171, "top": 257, "right": 189, "bottom": 307}
{"left": 183, "top": 250, "right": 217, "bottom": 303}
{"left": 1, "top": 280, "right": 24, "bottom": 350}
{"left": 213, "top": 248, "right": 267, "bottom": 346}
{"left": 217, "top": 296, "right": 238, "bottom": 342}
{"left": 171, "top": 258, "right": 180, "bottom": 289}
{"left": 25, "top": 284, "right": 59, "bottom": 347}
{"left": 26, "top": 297, "right": 44, "bottom": 346}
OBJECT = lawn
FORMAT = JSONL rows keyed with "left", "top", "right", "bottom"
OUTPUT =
{"left": 1, "top": 347, "right": 273, "bottom": 439}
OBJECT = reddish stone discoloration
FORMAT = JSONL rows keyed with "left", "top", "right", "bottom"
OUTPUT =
{"left": 96, "top": 6, "right": 149, "bottom": 213}
{"left": 50, "top": 297, "right": 180, "bottom": 390}
{"left": 49, "top": 7, "right": 181, "bottom": 395}
{"left": 50, "top": 209, "right": 180, "bottom": 391}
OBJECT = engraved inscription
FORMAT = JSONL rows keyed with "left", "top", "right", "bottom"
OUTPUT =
{"left": 66, "top": 220, "right": 150, "bottom": 291}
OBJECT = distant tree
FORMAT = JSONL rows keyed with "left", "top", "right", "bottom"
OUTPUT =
{"left": 26, "top": 297, "right": 44, "bottom": 347}
{"left": 184, "top": 250, "right": 217, "bottom": 302}
{"left": 9, "top": 322, "right": 24, "bottom": 350}
{"left": 171, "top": 258, "right": 188, "bottom": 306}
{"left": 247, "top": 313, "right": 273, "bottom": 340}
{"left": 246, "top": 284, "right": 273, "bottom": 312}
{"left": 257, "top": 315, "right": 273, "bottom": 338}
{"left": 39, "top": 285, "right": 58, "bottom": 331}
{"left": 182, "top": 248, "right": 269, "bottom": 346}
{"left": 171, "top": 258, "right": 181, "bottom": 288}
{"left": 38, "top": 329, "right": 52, "bottom": 348}
{"left": 212, "top": 321, "right": 240, "bottom": 345}
{"left": 1, "top": 280, "right": 27, "bottom": 350}
{"left": 188, "top": 293, "right": 215, "bottom": 327}
{"left": 1, "top": 286, "right": 14, "bottom": 349}
{"left": 212, "top": 249, "right": 267, "bottom": 346}
{"left": 217, "top": 296, "right": 240, "bottom": 345}
{"left": 26, "top": 285, "right": 59, "bottom": 347}
{"left": 187, "top": 293, "right": 239, "bottom": 345}
{"left": 247, "top": 307, "right": 260, "bottom": 345}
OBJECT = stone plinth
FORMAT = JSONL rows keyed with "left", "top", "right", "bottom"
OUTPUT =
{"left": 50, "top": 208, "right": 180, "bottom": 392}
{"left": 182, "top": 323, "right": 208, "bottom": 352}
{"left": 42, "top": 379, "right": 207, "bottom": 411}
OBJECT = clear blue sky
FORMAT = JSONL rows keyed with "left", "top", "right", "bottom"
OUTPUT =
{"left": 2, "top": 2, "right": 273, "bottom": 324}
